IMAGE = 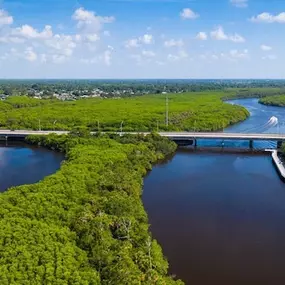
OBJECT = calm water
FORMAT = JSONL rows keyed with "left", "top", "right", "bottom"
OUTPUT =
{"left": 0, "top": 142, "right": 64, "bottom": 192}
{"left": 143, "top": 99, "right": 285, "bottom": 285}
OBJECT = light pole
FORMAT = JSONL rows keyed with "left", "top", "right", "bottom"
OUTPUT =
{"left": 53, "top": 120, "right": 57, "bottom": 131}
{"left": 157, "top": 120, "right": 159, "bottom": 132}
{"left": 38, "top": 119, "right": 41, "bottom": 131}
{"left": 165, "top": 93, "right": 169, "bottom": 127}
{"left": 120, "top": 121, "right": 124, "bottom": 136}
{"left": 97, "top": 120, "right": 100, "bottom": 132}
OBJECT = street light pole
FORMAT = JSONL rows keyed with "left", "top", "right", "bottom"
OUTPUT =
{"left": 120, "top": 121, "right": 124, "bottom": 136}
{"left": 38, "top": 119, "right": 41, "bottom": 131}
{"left": 165, "top": 93, "right": 169, "bottom": 127}
{"left": 97, "top": 120, "right": 100, "bottom": 132}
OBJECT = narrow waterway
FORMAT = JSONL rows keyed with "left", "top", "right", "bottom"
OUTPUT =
{"left": 0, "top": 142, "right": 64, "bottom": 192}
{"left": 143, "top": 99, "right": 285, "bottom": 285}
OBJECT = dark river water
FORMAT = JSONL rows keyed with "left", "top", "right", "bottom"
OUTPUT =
{"left": 143, "top": 99, "right": 285, "bottom": 285}
{"left": 0, "top": 142, "right": 64, "bottom": 192}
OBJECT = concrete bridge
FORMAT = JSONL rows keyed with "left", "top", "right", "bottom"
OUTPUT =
{"left": 158, "top": 132, "right": 285, "bottom": 148}
{"left": 0, "top": 130, "right": 284, "bottom": 148}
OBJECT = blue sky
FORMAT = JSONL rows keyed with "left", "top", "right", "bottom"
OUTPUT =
{"left": 0, "top": 0, "right": 284, "bottom": 78}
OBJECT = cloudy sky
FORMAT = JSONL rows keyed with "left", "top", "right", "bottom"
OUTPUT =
{"left": 0, "top": 0, "right": 283, "bottom": 78}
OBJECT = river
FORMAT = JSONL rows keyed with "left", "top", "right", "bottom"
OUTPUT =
{"left": 143, "top": 98, "right": 285, "bottom": 285}
{"left": 0, "top": 142, "right": 64, "bottom": 192}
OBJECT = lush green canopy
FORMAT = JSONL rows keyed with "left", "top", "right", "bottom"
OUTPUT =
{"left": 0, "top": 133, "right": 183, "bottom": 284}
{"left": 0, "top": 92, "right": 249, "bottom": 132}
{"left": 259, "top": 95, "right": 285, "bottom": 107}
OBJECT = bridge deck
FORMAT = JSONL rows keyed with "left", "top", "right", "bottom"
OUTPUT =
{"left": 158, "top": 132, "right": 285, "bottom": 141}
{"left": 0, "top": 130, "right": 284, "bottom": 142}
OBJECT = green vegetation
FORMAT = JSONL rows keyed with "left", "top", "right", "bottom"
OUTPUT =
{"left": 0, "top": 92, "right": 249, "bottom": 131}
{"left": 4, "top": 96, "right": 53, "bottom": 108}
{"left": 259, "top": 95, "right": 285, "bottom": 107}
{"left": 222, "top": 87, "right": 285, "bottom": 100}
{"left": 0, "top": 133, "right": 183, "bottom": 284}
{"left": 1, "top": 79, "right": 285, "bottom": 97}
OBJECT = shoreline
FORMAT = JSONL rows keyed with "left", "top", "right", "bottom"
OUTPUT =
{"left": 271, "top": 150, "right": 285, "bottom": 182}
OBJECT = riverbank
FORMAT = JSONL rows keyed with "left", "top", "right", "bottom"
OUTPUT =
{"left": 271, "top": 150, "right": 285, "bottom": 181}
{"left": 259, "top": 95, "right": 285, "bottom": 107}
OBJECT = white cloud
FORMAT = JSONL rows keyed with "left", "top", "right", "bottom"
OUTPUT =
{"left": 142, "top": 50, "right": 156, "bottom": 57}
{"left": 0, "top": 9, "right": 13, "bottom": 26}
{"left": 210, "top": 26, "right": 245, "bottom": 42}
{"left": 210, "top": 26, "right": 228, "bottom": 40}
{"left": 180, "top": 8, "right": 199, "bottom": 20}
{"left": 167, "top": 50, "right": 188, "bottom": 61}
{"left": 45, "top": 34, "right": 77, "bottom": 57}
{"left": 229, "top": 49, "right": 249, "bottom": 59}
{"left": 24, "top": 47, "right": 37, "bottom": 62}
{"left": 85, "top": 34, "right": 100, "bottom": 42}
{"left": 196, "top": 32, "right": 207, "bottom": 40}
{"left": 125, "top": 38, "right": 140, "bottom": 48}
{"left": 13, "top": 25, "right": 53, "bottom": 39}
{"left": 72, "top": 7, "right": 115, "bottom": 33}
{"left": 230, "top": 0, "right": 248, "bottom": 8}
{"left": 125, "top": 34, "right": 153, "bottom": 48}
{"left": 164, "top": 39, "right": 184, "bottom": 47}
{"left": 261, "top": 44, "right": 272, "bottom": 51}
{"left": 230, "top": 34, "right": 246, "bottom": 43}
{"left": 250, "top": 12, "right": 285, "bottom": 23}
{"left": 139, "top": 34, "right": 153, "bottom": 44}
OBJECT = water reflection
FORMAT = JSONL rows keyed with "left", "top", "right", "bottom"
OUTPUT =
{"left": 143, "top": 99, "right": 285, "bottom": 285}
{"left": 0, "top": 142, "right": 64, "bottom": 192}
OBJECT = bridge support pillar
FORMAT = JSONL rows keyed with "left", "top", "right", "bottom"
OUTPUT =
{"left": 249, "top": 140, "right": 254, "bottom": 149}
{"left": 194, "top": 139, "right": 197, "bottom": 147}
{"left": 277, "top": 141, "right": 283, "bottom": 149}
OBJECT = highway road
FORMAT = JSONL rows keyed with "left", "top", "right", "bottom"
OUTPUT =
{"left": 0, "top": 130, "right": 284, "bottom": 141}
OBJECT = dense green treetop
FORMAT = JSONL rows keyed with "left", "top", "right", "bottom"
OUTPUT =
{"left": 259, "top": 95, "right": 285, "bottom": 107}
{"left": 0, "top": 133, "right": 183, "bottom": 284}
{"left": 0, "top": 79, "right": 285, "bottom": 97}
{"left": 0, "top": 91, "right": 250, "bottom": 132}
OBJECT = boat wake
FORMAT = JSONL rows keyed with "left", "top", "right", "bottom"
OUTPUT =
{"left": 241, "top": 116, "right": 279, "bottom": 134}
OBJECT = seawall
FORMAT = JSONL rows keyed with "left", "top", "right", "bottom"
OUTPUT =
{"left": 272, "top": 150, "right": 285, "bottom": 182}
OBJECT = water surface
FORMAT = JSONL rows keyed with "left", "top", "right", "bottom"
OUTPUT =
{"left": 143, "top": 99, "right": 285, "bottom": 285}
{"left": 0, "top": 142, "right": 64, "bottom": 192}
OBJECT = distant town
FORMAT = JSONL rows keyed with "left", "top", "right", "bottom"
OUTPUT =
{"left": 0, "top": 79, "right": 285, "bottom": 101}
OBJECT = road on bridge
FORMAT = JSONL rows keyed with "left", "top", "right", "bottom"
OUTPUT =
{"left": 0, "top": 130, "right": 284, "bottom": 142}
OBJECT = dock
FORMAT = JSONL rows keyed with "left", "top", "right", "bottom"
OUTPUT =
{"left": 271, "top": 150, "right": 285, "bottom": 181}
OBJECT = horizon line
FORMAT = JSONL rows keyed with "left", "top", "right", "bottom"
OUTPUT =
{"left": 0, "top": 78, "right": 285, "bottom": 81}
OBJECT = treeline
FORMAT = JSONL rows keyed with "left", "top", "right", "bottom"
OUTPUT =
{"left": 0, "top": 133, "right": 183, "bottom": 284}
{"left": 0, "top": 92, "right": 249, "bottom": 132}
{"left": 222, "top": 88, "right": 285, "bottom": 100}
{"left": 2, "top": 79, "right": 285, "bottom": 97}
{"left": 259, "top": 95, "right": 285, "bottom": 107}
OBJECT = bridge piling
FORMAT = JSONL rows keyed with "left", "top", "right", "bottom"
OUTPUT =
{"left": 249, "top": 140, "right": 254, "bottom": 149}
{"left": 277, "top": 141, "right": 283, "bottom": 149}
